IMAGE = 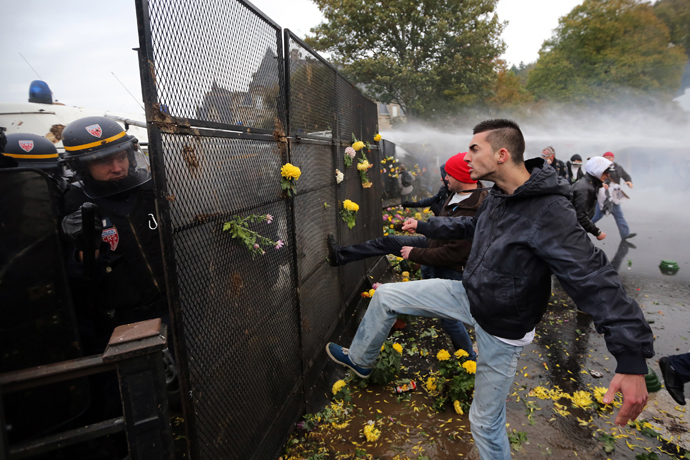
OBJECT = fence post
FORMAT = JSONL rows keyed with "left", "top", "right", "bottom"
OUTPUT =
{"left": 102, "top": 319, "right": 173, "bottom": 460}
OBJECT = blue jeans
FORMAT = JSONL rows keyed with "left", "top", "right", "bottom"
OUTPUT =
{"left": 348, "top": 279, "right": 522, "bottom": 460}
{"left": 592, "top": 202, "right": 630, "bottom": 238}
{"left": 338, "top": 236, "right": 476, "bottom": 359}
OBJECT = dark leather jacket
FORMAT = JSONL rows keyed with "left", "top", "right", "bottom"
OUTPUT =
{"left": 571, "top": 173, "right": 603, "bottom": 237}
{"left": 409, "top": 183, "right": 487, "bottom": 272}
{"left": 416, "top": 159, "right": 653, "bottom": 374}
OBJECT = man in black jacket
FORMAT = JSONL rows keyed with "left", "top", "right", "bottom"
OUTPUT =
{"left": 325, "top": 119, "right": 653, "bottom": 460}
{"left": 566, "top": 154, "right": 584, "bottom": 184}
{"left": 541, "top": 146, "right": 567, "bottom": 178}
{"left": 571, "top": 156, "right": 612, "bottom": 240}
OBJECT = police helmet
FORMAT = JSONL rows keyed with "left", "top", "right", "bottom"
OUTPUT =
{"left": 62, "top": 116, "right": 150, "bottom": 198}
{"left": 2, "top": 133, "right": 59, "bottom": 171}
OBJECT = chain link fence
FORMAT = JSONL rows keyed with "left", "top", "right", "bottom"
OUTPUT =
{"left": 134, "top": 1, "right": 384, "bottom": 458}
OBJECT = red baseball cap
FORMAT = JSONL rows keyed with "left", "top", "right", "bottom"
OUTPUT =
{"left": 603, "top": 152, "right": 614, "bottom": 159}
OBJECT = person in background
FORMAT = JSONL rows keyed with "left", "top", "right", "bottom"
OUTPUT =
{"left": 541, "top": 146, "right": 567, "bottom": 178}
{"left": 571, "top": 156, "right": 612, "bottom": 241}
{"left": 2, "top": 133, "right": 69, "bottom": 192}
{"left": 398, "top": 164, "right": 415, "bottom": 202}
{"left": 402, "top": 164, "right": 450, "bottom": 216}
{"left": 566, "top": 153, "right": 584, "bottom": 184}
{"left": 660, "top": 353, "right": 689, "bottom": 405}
{"left": 592, "top": 151, "right": 636, "bottom": 240}
{"left": 328, "top": 152, "right": 487, "bottom": 360}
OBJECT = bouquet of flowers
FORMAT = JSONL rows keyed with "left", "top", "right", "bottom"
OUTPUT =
{"left": 357, "top": 152, "right": 374, "bottom": 188}
{"left": 343, "top": 147, "right": 356, "bottom": 167}
{"left": 280, "top": 163, "right": 301, "bottom": 196}
{"left": 340, "top": 199, "right": 359, "bottom": 229}
{"left": 222, "top": 214, "right": 284, "bottom": 256}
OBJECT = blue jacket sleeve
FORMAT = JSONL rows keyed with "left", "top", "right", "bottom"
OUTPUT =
{"left": 530, "top": 198, "right": 654, "bottom": 374}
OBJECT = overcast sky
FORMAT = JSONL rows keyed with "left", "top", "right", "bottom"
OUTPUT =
{"left": 0, "top": 0, "right": 582, "bottom": 114}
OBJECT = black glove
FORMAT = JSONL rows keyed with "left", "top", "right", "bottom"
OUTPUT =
{"left": 62, "top": 202, "right": 103, "bottom": 252}
{"left": 401, "top": 201, "right": 416, "bottom": 208}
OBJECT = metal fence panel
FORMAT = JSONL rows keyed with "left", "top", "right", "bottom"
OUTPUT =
{"left": 136, "top": 2, "right": 382, "bottom": 458}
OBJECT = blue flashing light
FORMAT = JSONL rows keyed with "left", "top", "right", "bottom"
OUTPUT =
{"left": 29, "top": 80, "right": 53, "bottom": 104}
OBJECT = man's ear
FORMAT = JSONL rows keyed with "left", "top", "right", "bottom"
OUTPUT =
{"left": 497, "top": 148, "right": 510, "bottom": 164}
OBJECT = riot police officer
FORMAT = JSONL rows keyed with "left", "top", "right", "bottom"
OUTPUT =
{"left": 1, "top": 133, "right": 69, "bottom": 191}
{"left": 60, "top": 116, "right": 166, "bottom": 353}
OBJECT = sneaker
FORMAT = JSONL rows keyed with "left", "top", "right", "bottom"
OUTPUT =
{"left": 325, "top": 343, "right": 372, "bottom": 378}
{"left": 623, "top": 233, "right": 637, "bottom": 239}
{"left": 327, "top": 234, "right": 340, "bottom": 267}
{"left": 660, "top": 357, "right": 686, "bottom": 405}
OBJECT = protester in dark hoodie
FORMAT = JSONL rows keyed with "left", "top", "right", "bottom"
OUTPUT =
{"left": 566, "top": 154, "right": 584, "bottom": 184}
{"left": 325, "top": 119, "right": 653, "bottom": 460}
{"left": 402, "top": 164, "right": 450, "bottom": 216}
{"left": 327, "top": 152, "right": 487, "bottom": 359}
{"left": 571, "top": 156, "right": 612, "bottom": 240}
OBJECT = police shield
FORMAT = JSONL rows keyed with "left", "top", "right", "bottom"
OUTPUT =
{"left": 0, "top": 168, "right": 89, "bottom": 444}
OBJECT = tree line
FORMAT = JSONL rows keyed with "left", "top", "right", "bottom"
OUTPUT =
{"left": 305, "top": 0, "right": 690, "bottom": 123}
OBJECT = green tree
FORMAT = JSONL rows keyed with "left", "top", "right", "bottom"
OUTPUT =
{"left": 526, "top": 0, "right": 687, "bottom": 103}
{"left": 653, "top": 0, "right": 690, "bottom": 58}
{"left": 305, "top": 0, "right": 506, "bottom": 119}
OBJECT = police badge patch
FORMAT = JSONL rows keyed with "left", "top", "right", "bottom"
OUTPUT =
{"left": 102, "top": 226, "right": 119, "bottom": 251}
{"left": 18, "top": 141, "right": 34, "bottom": 152}
{"left": 86, "top": 124, "right": 103, "bottom": 138}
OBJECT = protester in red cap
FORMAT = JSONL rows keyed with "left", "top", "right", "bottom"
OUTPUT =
{"left": 326, "top": 152, "right": 488, "bottom": 359}
{"left": 592, "top": 151, "right": 636, "bottom": 239}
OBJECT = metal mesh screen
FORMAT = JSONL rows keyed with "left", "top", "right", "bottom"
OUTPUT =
{"left": 136, "top": 2, "right": 381, "bottom": 457}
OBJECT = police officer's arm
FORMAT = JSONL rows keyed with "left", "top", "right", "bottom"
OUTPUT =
{"left": 531, "top": 198, "right": 653, "bottom": 426}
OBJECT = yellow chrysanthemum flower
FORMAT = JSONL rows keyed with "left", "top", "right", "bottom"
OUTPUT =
{"left": 530, "top": 386, "right": 550, "bottom": 400}
{"left": 402, "top": 278, "right": 409, "bottom": 282}
{"left": 414, "top": 212, "right": 422, "bottom": 220}
{"left": 593, "top": 386, "right": 609, "bottom": 404}
{"left": 401, "top": 271, "right": 409, "bottom": 278}
{"left": 357, "top": 160, "right": 371, "bottom": 171}
{"left": 280, "top": 163, "right": 301, "bottom": 180}
{"left": 343, "top": 199, "right": 359, "bottom": 212}
{"left": 352, "top": 141, "right": 365, "bottom": 151}
{"left": 381, "top": 344, "right": 386, "bottom": 351}
{"left": 571, "top": 390, "right": 593, "bottom": 409}
{"left": 389, "top": 224, "right": 394, "bottom": 229}
{"left": 363, "top": 423, "right": 381, "bottom": 442}
{"left": 454, "top": 349, "right": 469, "bottom": 359}
{"left": 425, "top": 377, "right": 437, "bottom": 392}
{"left": 332, "top": 380, "right": 346, "bottom": 395}
{"left": 368, "top": 289, "right": 376, "bottom": 297}
{"left": 462, "top": 360, "right": 477, "bottom": 374}
{"left": 374, "top": 134, "right": 382, "bottom": 142}
{"left": 393, "top": 343, "right": 403, "bottom": 354}
{"left": 437, "top": 349, "right": 451, "bottom": 361}
{"left": 453, "top": 400, "right": 464, "bottom": 415}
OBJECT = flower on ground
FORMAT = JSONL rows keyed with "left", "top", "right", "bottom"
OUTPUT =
{"left": 332, "top": 421, "right": 349, "bottom": 429}
{"left": 437, "top": 349, "right": 451, "bottom": 361}
{"left": 454, "top": 400, "right": 464, "bottom": 415}
{"left": 363, "top": 422, "right": 381, "bottom": 442}
{"left": 281, "top": 163, "right": 301, "bottom": 180}
{"left": 593, "top": 386, "right": 609, "bottom": 405}
{"left": 530, "top": 386, "right": 551, "bottom": 400}
{"left": 335, "top": 169, "right": 344, "bottom": 184}
{"left": 374, "top": 133, "right": 382, "bottom": 142}
{"left": 266, "top": 214, "right": 273, "bottom": 223}
{"left": 345, "top": 147, "right": 356, "bottom": 158}
{"left": 572, "top": 390, "right": 593, "bottom": 409}
{"left": 455, "top": 349, "right": 469, "bottom": 359}
{"left": 332, "top": 379, "right": 346, "bottom": 395}
{"left": 425, "top": 377, "right": 437, "bottom": 392}
{"left": 357, "top": 160, "right": 371, "bottom": 171}
{"left": 393, "top": 343, "right": 403, "bottom": 354}
{"left": 275, "top": 239, "right": 284, "bottom": 250}
{"left": 362, "top": 291, "right": 372, "bottom": 298}
{"left": 462, "top": 360, "right": 477, "bottom": 374}
{"left": 352, "top": 141, "right": 365, "bottom": 151}
{"left": 343, "top": 199, "right": 359, "bottom": 212}
{"left": 368, "top": 288, "right": 375, "bottom": 297}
